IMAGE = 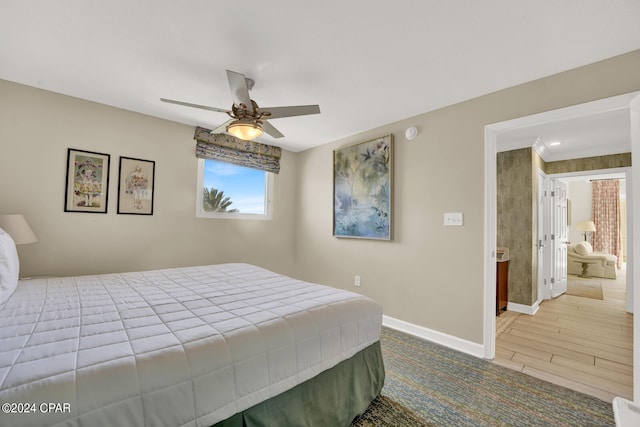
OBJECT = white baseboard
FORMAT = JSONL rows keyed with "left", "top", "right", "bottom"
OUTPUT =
{"left": 506, "top": 300, "right": 540, "bottom": 315}
{"left": 382, "top": 315, "right": 485, "bottom": 358}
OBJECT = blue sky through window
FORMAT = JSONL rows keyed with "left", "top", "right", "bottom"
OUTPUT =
{"left": 203, "top": 159, "right": 266, "bottom": 214}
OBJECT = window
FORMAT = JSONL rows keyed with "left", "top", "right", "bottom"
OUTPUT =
{"left": 196, "top": 158, "right": 273, "bottom": 219}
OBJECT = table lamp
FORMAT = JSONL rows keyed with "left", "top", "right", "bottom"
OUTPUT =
{"left": 576, "top": 220, "right": 596, "bottom": 242}
{"left": 0, "top": 214, "right": 38, "bottom": 245}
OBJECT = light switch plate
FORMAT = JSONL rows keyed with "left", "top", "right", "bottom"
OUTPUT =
{"left": 444, "top": 212, "right": 464, "bottom": 226}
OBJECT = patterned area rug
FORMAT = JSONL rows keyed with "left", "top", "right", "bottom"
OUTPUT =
{"left": 567, "top": 278, "right": 604, "bottom": 299}
{"left": 351, "top": 395, "right": 434, "bottom": 426}
{"left": 379, "top": 327, "right": 614, "bottom": 426}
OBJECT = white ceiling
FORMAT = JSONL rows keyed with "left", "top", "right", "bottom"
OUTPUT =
{"left": 496, "top": 95, "right": 636, "bottom": 162}
{"left": 2, "top": 1, "right": 640, "bottom": 152}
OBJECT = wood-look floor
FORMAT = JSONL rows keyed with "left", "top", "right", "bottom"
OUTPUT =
{"left": 494, "top": 270, "right": 633, "bottom": 402}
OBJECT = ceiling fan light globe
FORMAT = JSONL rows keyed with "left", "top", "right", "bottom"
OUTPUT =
{"left": 227, "top": 121, "right": 263, "bottom": 140}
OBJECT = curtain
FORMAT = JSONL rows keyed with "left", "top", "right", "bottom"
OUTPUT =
{"left": 194, "top": 126, "right": 281, "bottom": 174}
{"left": 592, "top": 180, "right": 622, "bottom": 268}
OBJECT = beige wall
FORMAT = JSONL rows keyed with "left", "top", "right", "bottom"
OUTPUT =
{"left": 294, "top": 49, "right": 640, "bottom": 344}
{"left": 0, "top": 80, "right": 298, "bottom": 278}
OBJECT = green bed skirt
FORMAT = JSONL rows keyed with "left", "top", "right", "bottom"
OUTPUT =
{"left": 212, "top": 341, "right": 385, "bottom": 427}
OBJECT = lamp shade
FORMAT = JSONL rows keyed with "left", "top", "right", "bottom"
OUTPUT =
{"left": 0, "top": 214, "right": 38, "bottom": 245}
{"left": 576, "top": 220, "right": 596, "bottom": 232}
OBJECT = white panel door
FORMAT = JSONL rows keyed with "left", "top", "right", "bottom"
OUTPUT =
{"left": 537, "top": 171, "right": 549, "bottom": 302}
{"left": 551, "top": 179, "right": 568, "bottom": 298}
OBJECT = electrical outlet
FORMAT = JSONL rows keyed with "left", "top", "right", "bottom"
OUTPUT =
{"left": 354, "top": 275, "right": 361, "bottom": 287}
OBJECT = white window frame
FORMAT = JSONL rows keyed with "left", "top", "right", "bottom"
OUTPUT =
{"left": 196, "top": 158, "right": 274, "bottom": 220}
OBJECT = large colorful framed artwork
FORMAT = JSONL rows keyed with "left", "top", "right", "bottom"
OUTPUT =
{"left": 64, "top": 148, "right": 111, "bottom": 213}
{"left": 117, "top": 156, "right": 155, "bottom": 215}
{"left": 333, "top": 135, "right": 392, "bottom": 240}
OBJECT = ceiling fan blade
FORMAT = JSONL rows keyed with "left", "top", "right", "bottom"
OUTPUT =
{"left": 226, "top": 70, "right": 254, "bottom": 113}
{"left": 260, "top": 105, "right": 321, "bottom": 119}
{"left": 211, "top": 119, "right": 235, "bottom": 134}
{"left": 160, "top": 98, "right": 230, "bottom": 113}
{"left": 262, "top": 121, "right": 284, "bottom": 139}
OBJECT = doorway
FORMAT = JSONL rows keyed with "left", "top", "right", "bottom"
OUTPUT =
{"left": 483, "top": 91, "right": 640, "bottom": 400}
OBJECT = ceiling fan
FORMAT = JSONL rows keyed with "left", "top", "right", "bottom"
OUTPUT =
{"left": 161, "top": 70, "right": 320, "bottom": 140}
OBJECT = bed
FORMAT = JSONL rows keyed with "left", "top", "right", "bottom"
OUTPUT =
{"left": 0, "top": 230, "right": 384, "bottom": 427}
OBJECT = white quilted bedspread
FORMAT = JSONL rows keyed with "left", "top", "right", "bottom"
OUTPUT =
{"left": 0, "top": 263, "right": 382, "bottom": 427}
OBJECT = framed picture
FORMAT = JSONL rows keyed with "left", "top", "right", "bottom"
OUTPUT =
{"left": 117, "top": 156, "right": 155, "bottom": 215}
{"left": 64, "top": 148, "right": 111, "bottom": 213}
{"left": 333, "top": 134, "right": 393, "bottom": 240}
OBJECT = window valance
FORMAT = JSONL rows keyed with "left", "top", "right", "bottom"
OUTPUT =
{"left": 194, "top": 126, "right": 281, "bottom": 174}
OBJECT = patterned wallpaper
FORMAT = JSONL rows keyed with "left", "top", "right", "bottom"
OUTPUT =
{"left": 545, "top": 153, "right": 631, "bottom": 174}
{"left": 497, "top": 148, "right": 534, "bottom": 305}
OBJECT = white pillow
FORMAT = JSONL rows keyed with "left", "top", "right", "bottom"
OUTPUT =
{"left": 0, "top": 228, "right": 20, "bottom": 304}
{"left": 574, "top": 241, "right": 593, "bottom": 256}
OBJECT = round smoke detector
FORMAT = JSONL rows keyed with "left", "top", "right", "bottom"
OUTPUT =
{"left": 405, "top": 126, "right": 418, "bottom": 140}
